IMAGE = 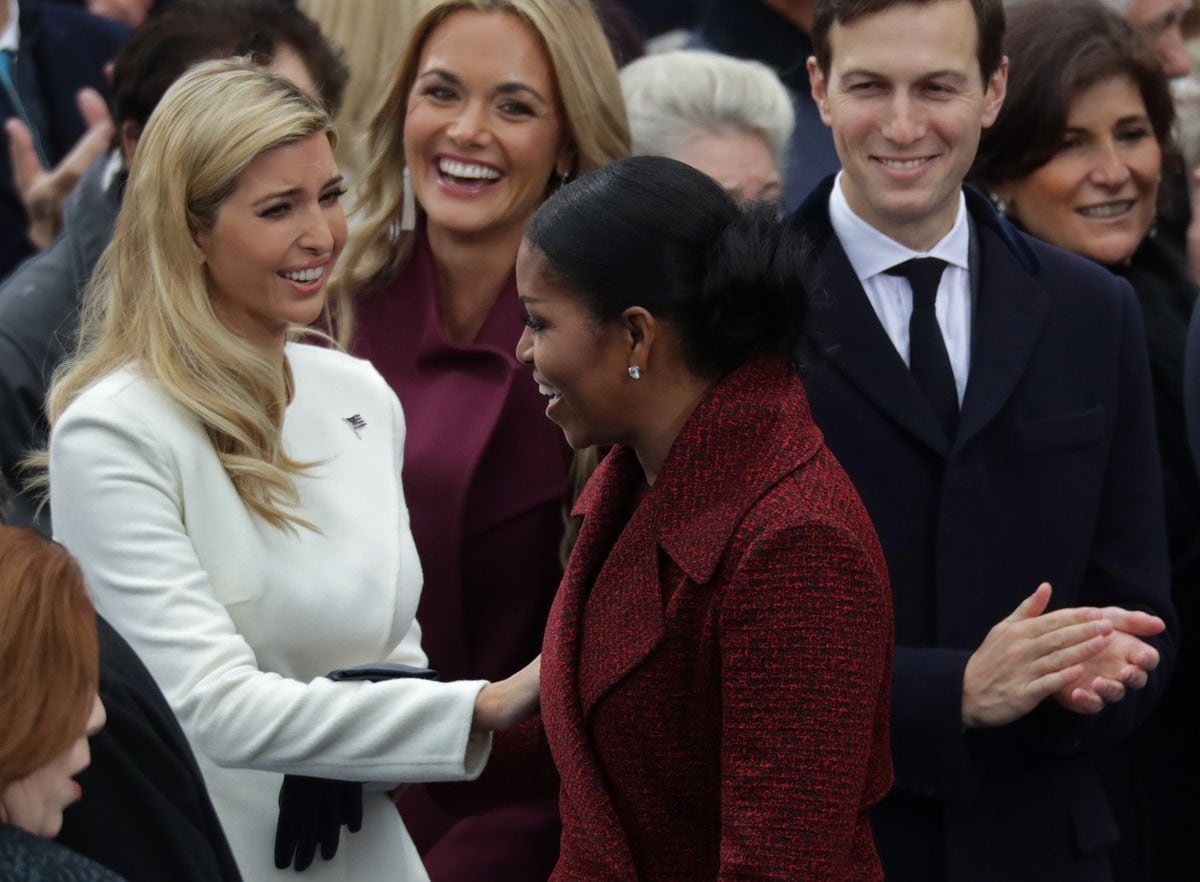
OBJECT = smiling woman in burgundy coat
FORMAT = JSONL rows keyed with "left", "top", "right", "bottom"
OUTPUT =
{"left": 500, "top": 154, "right": 894, "bottom": 880}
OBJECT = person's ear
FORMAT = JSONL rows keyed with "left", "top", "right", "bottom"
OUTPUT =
{"left": 808, "top": 56, "right": 833, "bottom": 126}
{"left": 119, "top": 121, "right": 140, "bottom": 164}
{"left": 981, "top": 56, "right": 1009, "bottom": 129}
{"left": 621, "top": 306, "right": 657, "bottom": 372}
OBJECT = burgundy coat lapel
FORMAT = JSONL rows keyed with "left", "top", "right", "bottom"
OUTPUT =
{"left": 542, "top": 448, "right": 643, "bottom": 878}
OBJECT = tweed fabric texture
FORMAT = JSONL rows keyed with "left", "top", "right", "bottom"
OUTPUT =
{"left": 539, "top": 357, "right": 894, "bottom": 881}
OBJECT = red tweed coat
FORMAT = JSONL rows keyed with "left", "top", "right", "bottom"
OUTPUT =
{"left": 531, "top": 356, "right": 894, "bottom": 880}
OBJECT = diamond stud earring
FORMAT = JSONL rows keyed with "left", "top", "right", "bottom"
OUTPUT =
{"left": 628, "top": 365, "right": 642, "bottom": 380}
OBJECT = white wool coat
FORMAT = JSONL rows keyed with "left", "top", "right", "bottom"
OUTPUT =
{"left": 50, "top": 343, "right": 490, "bottom": 882}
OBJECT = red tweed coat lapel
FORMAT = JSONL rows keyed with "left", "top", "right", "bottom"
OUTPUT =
{"left": 541, "top": 447, "right": 642, "bottom": 878}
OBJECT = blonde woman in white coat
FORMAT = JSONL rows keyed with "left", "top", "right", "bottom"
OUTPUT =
{"left": 43, "top": 60, "right": 539, "bottom": 882}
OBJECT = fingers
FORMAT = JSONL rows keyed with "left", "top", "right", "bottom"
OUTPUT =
{"left": 1119, "top": 664, "right": 1150, "bottom": 690}
{"left": 1132, "top": 645, "right": 1160, "bottom": 670}
{"left": 1005, "top": 582, "right": 1052, "bottom": 623}
{"left": 1028, "top": 662, "right": 1086, "bottom": 700}
{"left": 76, "top": 88, "right": 112, "bottom": 128}
{"left": 342, "top": 782, "right": 363, "bottom": 835}
{"left": 318, "top": 790, "right": 341, "bottom": 862}
{"left": 1090, "top": 675, "right": 1126, "bottom": 704}
{"left": 5, "top": 118, "right": 43, "bottom": 195}
{"left": 1031, "top": 621, "right": 1112, "bottom": 674}
{"left": 54, "top": 95, "right": 114, "bottom": 184}
{"left": 1020, "top": 604, "right": 1106, "bottom": 639}
{"left": 1097, "top": 606, "right": 1166, "bottom": 637}
{"left": 274, "top": 779, "right": 300, "bottom": 870}
{"left": 1064, "top": 686, "right": 1106, "bottom": 714}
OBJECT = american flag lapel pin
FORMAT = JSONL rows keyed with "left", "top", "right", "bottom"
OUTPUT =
{"left": 344, "top": 414, "right": 367, "bottom": 439}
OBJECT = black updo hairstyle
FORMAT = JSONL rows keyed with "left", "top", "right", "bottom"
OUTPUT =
{"left": 524, "top": 155, "right": 809, "bottom": 378}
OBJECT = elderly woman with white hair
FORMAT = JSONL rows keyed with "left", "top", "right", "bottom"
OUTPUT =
{"left": 620, "top": 49, "right": 795, "bottom": 203}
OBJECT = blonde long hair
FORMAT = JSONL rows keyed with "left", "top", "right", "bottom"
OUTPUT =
{"left": 46, "top": 59, "right": 340, "bottom": 531}
{"left": 333, "top": 0, "right": 630, "bottom": 344}
{"left": 297, "top": 0, "right": 421, "bottom": 184}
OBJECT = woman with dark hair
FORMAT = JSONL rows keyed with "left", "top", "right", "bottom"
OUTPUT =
{"left": 971, "top": 2, "right": 1197, "bottom": 877}
{"left": 0, "top": 525, "right": 114, "bottom": 881}
{"left": 496, "top": 154, "right": 894, "bottom": 880}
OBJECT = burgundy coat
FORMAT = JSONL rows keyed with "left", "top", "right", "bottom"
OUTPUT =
{"left": 352, "top": 231, "right": 566, "bottom": 881}
{"left": 480, "top": 357, "right": 894, "bottom": 880}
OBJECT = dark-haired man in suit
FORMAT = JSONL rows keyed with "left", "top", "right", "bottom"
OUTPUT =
{"left": 792, "top": 1, "right": 1175, "bottom": 880}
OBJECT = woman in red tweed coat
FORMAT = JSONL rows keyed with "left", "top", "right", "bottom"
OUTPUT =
{"left": 479, "top": 155, "right": 894, "bottom": 880}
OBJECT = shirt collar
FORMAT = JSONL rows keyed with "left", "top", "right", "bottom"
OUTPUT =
{"left": 829, "top": 171, "right": 970, "bottom": 280}
{"left": 0, "top": 0, "right": 18, "bottom": 54}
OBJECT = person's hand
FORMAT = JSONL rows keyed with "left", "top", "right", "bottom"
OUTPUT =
{"left": 274, "top": 775, "right": 363, "bottom": 871}
{"left": 5, "top": 88, "right": 113, "bottom": 250}
{"left": 962, "top": 583, "right": 1114, "bottom": 728}
{"left": 1053, "top": 608, "right": 1164, "bottom": 713}
{"left": 472, "top": 654, "right": 541, "bottom": 733}
{"left": 272, "top": 662, "right": 440, "bottom": 870}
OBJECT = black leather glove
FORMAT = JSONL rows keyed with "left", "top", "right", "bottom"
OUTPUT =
{"left": 272, "top": 663, "right": 439, "bottom": 871}
{"left": 274, "top": 775, "right": 362, "bottom": 870}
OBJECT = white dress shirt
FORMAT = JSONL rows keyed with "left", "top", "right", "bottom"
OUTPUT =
{"left": 829, "top": 172, "right": 973, "bottom": 403}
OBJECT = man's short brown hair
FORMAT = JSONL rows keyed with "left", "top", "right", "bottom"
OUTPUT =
{"left": 810, "top": 0, "right": 1007, "bottom": 83}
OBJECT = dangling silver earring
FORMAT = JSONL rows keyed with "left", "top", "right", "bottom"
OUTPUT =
{"left": 988, "top": 191, "right": 1008, "bottom": 217}
{"left": 627, "top": 365, "right": 642, "bottom": 380}
{"left": 401, "top": 166, "right": 417, "bottom": 231}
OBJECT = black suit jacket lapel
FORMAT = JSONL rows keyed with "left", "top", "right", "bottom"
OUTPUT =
{"left": 957, "top": 190, "right": 1050, "bottom": 450}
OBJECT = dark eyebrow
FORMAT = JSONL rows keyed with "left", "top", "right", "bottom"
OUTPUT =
{"left": 920, "top": 71, "right": 969, "bottom": 85}
{"left": 840, "top": 68, "right": 882, "bottom": 80}
{"left": 251, "top": 176, "right": 345, "bottom": 208}
{"left": 417, "top": 68, "right": 548, "bottom": 106}
{"left": 840, "top": 68, "right": 969, "bottom": 84}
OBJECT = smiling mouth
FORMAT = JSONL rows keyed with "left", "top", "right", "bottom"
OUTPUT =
{"left": 280, "top": 265, "right": 325, "bottom": 283}
{"left": 1077, "top": 201, "right": 1135, "bottom": 220}
{"left": 437, "top": 157, "right": 502, "bottom": 188}
{"left": 875, "top": 156, "right": 935, "bottom": 172}
{"left": 537, "top": 381, "right": 561, "bottom": 402}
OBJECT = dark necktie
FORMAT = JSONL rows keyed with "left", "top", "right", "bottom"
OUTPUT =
{"left": 886, "top": 257, "right": 959, "bottom": 441}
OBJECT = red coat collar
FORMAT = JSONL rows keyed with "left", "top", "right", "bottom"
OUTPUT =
{"left": 572, "top": 356, "right": 824, "bottom": 583}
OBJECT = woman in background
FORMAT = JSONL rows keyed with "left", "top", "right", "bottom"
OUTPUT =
{"left": 338, "top": 2, "right": 629, "bottom": 878}
{"left": 0, "top": 525, "right": 113, "bottom": 881}
{"left": 619, "top": 49, "right": 793, "bottom": 202}
{"left": 47, "top": 60, "right": 538, "bottom": 882}
{"left": 972, "top": 3, "right": 1198, "bottom": 878}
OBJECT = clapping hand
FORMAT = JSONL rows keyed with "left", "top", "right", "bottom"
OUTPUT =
{"left": 1052, "top": 606, "right": 1164, "bottom": 714}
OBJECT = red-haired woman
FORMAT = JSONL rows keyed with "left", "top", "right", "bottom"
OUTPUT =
{"left": 0, "top": 525, "right": 113, "bottom": 880}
